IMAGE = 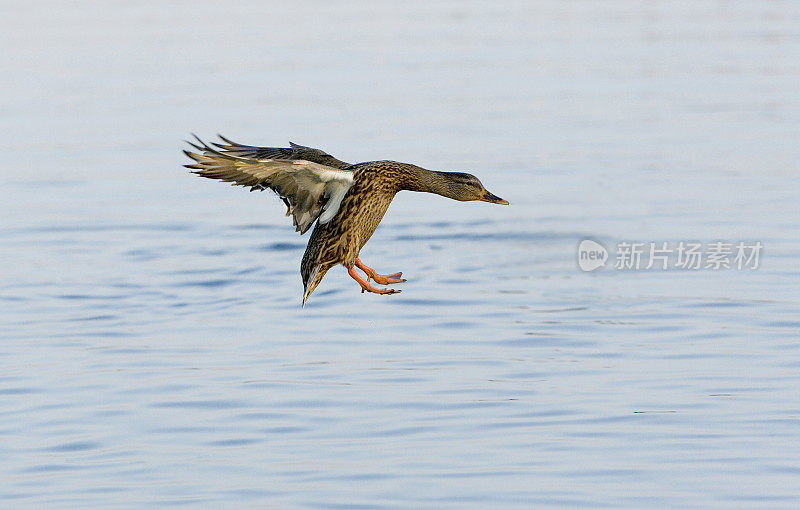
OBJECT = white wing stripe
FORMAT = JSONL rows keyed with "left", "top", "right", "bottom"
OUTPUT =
{"left": 319, "top": 181, "right": 350, "bottom": 224}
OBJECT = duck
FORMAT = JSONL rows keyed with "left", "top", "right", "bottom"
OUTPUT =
{"left": 184, "top": 135, "right": 508, "bottom": 306}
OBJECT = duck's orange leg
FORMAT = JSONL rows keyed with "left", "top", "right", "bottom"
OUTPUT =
{"left": 348, "top": 267, "right": 401, "bottom": 295}
{"left": 354, "top": 258, "right": 406, "bottom": 285}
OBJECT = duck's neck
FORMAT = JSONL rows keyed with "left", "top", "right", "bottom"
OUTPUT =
{"left": 401, "top": 166, "right": 460, "bottom": 200}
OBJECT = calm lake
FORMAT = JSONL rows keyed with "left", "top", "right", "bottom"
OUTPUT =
{"left": 2, "top": 1, "right": 799, "bottom": 508}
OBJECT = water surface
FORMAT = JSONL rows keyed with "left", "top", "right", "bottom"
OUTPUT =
{"left": 2, "top": 1, "right": 800, "bottom": 508}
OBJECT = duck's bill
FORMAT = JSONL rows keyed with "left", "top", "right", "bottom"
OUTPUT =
{"left": 480, "top": 191, "right": 509, "bottom": 205}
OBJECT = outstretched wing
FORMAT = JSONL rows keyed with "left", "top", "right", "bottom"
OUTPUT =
{"left": 211, "top": 135, "right": 352, "bottom": 170}
{"left": 185, "top": 135, "right": 354, "bottom": 234}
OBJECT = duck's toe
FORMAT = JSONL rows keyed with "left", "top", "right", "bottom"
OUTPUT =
{"left": 372, "top": 273, "right": 406, "bottom": 285}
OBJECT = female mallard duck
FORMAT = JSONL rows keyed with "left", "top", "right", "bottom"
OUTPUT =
{"left": 184, "top": 135, "right": 508, "bottom": 306}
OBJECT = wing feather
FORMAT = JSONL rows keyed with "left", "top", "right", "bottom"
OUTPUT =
{"left": 185, "top": 136, "right": 354, "bottom": 234}
{"left": 209, "top": 134, "right": 351, "bottom": 169}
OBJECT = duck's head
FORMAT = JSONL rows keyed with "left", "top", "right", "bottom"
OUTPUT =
{"left": 439, "top": 172, "right": 509, "bottom": 205}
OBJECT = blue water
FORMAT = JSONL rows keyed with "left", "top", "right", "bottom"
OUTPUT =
{"left": 2, "top": 1, "right": 800, "bottom": 508}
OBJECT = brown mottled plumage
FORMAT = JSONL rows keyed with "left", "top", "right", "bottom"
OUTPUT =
{"left": 184, "top": 135, "right": 508, "bottom": 306}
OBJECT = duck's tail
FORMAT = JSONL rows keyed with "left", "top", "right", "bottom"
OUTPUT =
{"left": 302, "top": 263, "right": 332, "bottom": 308}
